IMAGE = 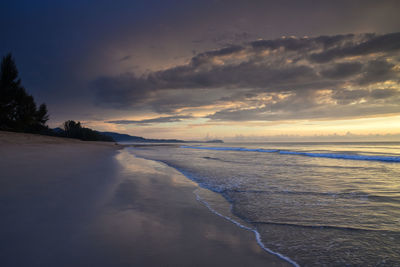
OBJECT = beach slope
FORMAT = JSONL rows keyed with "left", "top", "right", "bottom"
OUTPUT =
{"left": 0, "top": 131, "right": 289, "bottom": 266}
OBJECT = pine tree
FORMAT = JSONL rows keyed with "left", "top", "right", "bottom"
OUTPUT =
{"left": 35, "top": 103, "right": 49, "bottom": 125}
{"left": 0, "top": 53, "right": 49, "bottom": 132}
{"left": 0, "top": 53, "right": 20, "bottom": 129}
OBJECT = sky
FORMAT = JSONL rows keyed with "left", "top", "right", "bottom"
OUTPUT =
{"left": 1, "top": 0, "right": 400, "bottom": 141}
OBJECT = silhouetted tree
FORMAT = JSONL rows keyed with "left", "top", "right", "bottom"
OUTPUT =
{"left": 0, "top": 53, "right": 19, "bottom": 128}
{"left": 35, "top": 103, "right": 49, "bottom": 125}
{"left": 63, "top": 120, "right": 82, "bottom": 138}
{"left": 0, "top": 53, "right": 49, "bottom": 132}
{"left": 61, "top": 120, "right": 114, "bottom": 142}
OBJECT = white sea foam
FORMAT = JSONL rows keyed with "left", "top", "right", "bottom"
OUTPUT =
{"left": 181, "top": 146, "right": 278, "bottom": 153}
{"left": 194, "top": 190, "right": 300, "bottom": 267}
{"left": 129, "top": 143, "right": 400, "bottom": 265}
{"left": 129, "top": 148, "right": 300, "bottom": 266}
{"left": 279, "top": 150, "right": 400, "bottom": 162}
{"left": 182, "top": 146, "right": 400, "bottom": 163}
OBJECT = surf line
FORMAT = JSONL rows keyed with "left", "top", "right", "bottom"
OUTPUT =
{"left": 181, "top": 146, "right": 400, "bottom": 163}
{"left": 128, "top": 148, "right": 300, "bottom": 267}
{"left": 193, "top": 191, "right": 300, "bottom": 267}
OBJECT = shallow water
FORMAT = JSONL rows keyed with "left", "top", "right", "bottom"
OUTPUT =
{"left": 129, "top": 142, "right": 400, "bottom": 266}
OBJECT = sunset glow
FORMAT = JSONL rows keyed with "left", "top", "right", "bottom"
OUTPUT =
{"left": 2, "top": 0, "right": 400, "bottom": 141}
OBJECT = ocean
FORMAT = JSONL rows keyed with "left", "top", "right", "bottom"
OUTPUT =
{"left": 127, "top": 142, "right": 400, "bottom": 266}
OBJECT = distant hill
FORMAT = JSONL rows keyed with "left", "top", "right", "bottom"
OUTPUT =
{"left": 52, "top": 126, "right": 114, "bottom": 142}
{"left": 101, "top": 131, "right": 184, "bottom": 143}
{"left": 100, "top": 131, "right": 223, "bottom": 143}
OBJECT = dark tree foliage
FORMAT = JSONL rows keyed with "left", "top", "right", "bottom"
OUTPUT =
{"left": 0, "top": 53, "right": 49, "bottom": 132}
{"left": 61, "top": 120, "right": 114, "bottom": 142}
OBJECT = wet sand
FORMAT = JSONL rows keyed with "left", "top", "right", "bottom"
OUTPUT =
{"left": 0, "top": 131, "right": 290, "bottom": 266}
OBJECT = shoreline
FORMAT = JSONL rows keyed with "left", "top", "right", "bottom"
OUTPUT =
{"left": 129, "top": 149, "right": 299, "bottom": 267}
{"left": 110, "top": 149, "right": 292, "bottom": 266}
{"left": 0, "top": 131, "right": 290, "bottom": 266}
{"left": 193, "top": 190, "right": 299, "bottom": 267}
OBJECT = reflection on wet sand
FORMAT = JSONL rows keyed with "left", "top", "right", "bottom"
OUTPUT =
{"left": 0, "top": 138, "right": 289, "bottom": 266}
{"left": 86, "top": 149, "right": 290, "bottom": 266}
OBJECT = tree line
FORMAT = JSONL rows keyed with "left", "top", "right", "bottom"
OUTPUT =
{"left": 59, "top": 120, "right": 114, "bottom": 142}
{"left": 0, "top": 53, "right": 114, "bottom": 142}
{"left": 0, "top": 53, "right": 49, "bottom": 133}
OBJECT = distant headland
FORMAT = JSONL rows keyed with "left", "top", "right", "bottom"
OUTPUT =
{"left": 99, "top": 131, "right": 224, "bottom": 143}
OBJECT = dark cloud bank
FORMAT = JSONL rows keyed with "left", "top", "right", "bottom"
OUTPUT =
{"left": 107, "top": 115, "right": 193, "bottom": 125}
{"left": 95, "top": 32, "right": 400, "bottom": 123}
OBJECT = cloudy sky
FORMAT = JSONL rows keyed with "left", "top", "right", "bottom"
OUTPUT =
{"left": 1, "top": 0, "right": 400, "bottom": 140}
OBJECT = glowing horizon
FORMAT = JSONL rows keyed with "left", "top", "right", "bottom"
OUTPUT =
{"left": 3, "top": 1, "right": 400, "bottom": 141}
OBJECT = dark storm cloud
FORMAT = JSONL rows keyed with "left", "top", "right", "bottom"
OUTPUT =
{"left": 308, "top": 32, "right": 400, "bottom": 63}
{"left": 94, "top": 61, "right": 321, "bottom": 109}
{"left": 94, "top": 32, "right": 400, "bottom": 120}
{"left": 332, "top": 89, "right": 369, "bottom": 105}
{"left": 195, "top": 45, "right": 245, "bottom": 59}
{"left": 250, "top": 34, "right": 342, "bottom": 51}
{"left": 369, "top": 88, "right": 399, "bottom": 99}
{"left": 147, "top": 89, "right": 229, "bottom": 113}
{"left": 94, "top": 32, "right": 400, "bottom": 99}
{"left": 206, "top": 107, "right": 269, "bottom": 122}
{"left": 208, "top": 87, "right": 400, "bottom": 121}
{"left": 93, "top": 73, "right": 230, "bottom": 112}
{"left": 2, "top": 0, "right": 400, "bottom": 124}
{"left": 332, "top": 88, "right": 400, "bottom": 104}
{"left": 320, "top": 62, "right": 363, "bottom": 79}
{"left": 106, "top": 115, "right": 193, "bottom": 124}
{"left": 357, "top": 59, "right": 398, "bottom": 85}
{"left": 207, "top": 103, "right": 400, "bottom": 121}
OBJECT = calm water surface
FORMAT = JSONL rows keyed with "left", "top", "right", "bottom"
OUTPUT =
{"left": 129, "top": 142, "right": 400, "bottom": 266}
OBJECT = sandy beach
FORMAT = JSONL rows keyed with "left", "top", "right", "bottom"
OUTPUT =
{"left": 0, "top": 131, "right": 289, "bottom": 267}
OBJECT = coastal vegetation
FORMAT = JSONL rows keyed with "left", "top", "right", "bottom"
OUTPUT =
{"left": 0, "top": 53, "right": 49, "bottom": 133}
{"left": 0, "top": 53, "right": 220, "bottom": 144}
{"left": 0, "top": 53, "right": 113, "bottom": 142}
{"left": 58, "top": 120, "right": 114, "bottom": 142}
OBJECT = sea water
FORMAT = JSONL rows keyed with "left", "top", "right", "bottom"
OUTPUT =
{"left": 128, "top": 142, "right": 400, "bottom": 266}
